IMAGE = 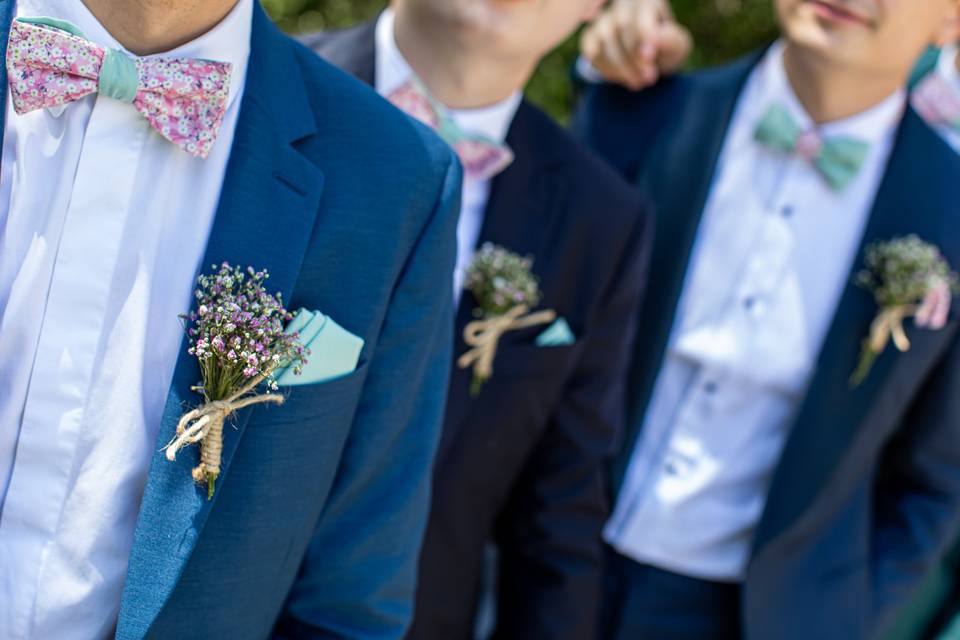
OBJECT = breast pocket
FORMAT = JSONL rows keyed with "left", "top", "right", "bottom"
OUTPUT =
{"left": 492, "top": 342, "right": 580, "bottom": 378}
{"left": 255, "top": 360, "right": 370, "bottom": 427}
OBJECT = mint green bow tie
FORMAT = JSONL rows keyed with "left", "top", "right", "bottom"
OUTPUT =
{"left": 754, "top": 104, "right": 870, "bottom": 191}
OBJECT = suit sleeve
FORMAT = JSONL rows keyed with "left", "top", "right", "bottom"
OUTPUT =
{"left": 492, "top": 202, "right": 653, "bottom": 640}
{"left": 274, "top": 154, "right": 462, "bottom": 640}
{"left": 872, "top": 331, "right": 960, "bottom": 634}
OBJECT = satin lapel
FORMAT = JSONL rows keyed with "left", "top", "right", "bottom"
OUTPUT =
{"left": 612, "top": 55, "right": 760, "bottom": 489}
{"left": 441, "top": 102, "right": 566, "bottom": 456}
{"left": 117, "top": 8, "right": 325, "bottom": 637}
{"left": 753, "top": 109, "right": 960, "bottom": 553}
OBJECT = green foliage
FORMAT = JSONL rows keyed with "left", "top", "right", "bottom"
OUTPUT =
{"left": 262, "top": 0, "right": 778, "bottom": 121}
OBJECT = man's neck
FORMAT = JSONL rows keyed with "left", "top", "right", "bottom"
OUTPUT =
{"left": 81, "top": 0, "right": 239, "bottom": 56}
{"left": 392, "top": 8, "right": 532, "bottom": 110}
{"left": 782, "top": 43, "right": 906, "bottom": 125}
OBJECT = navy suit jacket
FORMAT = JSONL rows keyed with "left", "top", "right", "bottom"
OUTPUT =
{"left": 0, "top": 3, "right": 463, "bottom": 638}
{"left": 575, "top": 53, "right": 960, "bottom": 640}
{"left": 305, "top": 21, "right": 653, "bottom": 640}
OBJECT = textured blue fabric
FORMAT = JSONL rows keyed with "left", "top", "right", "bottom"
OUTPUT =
{"left": 0, "top": 3, "right": 460, "bottom": 638}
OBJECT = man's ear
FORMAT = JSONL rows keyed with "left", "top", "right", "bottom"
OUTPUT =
{"left": 933, "top": 3, "right": 960, "bottom": 48}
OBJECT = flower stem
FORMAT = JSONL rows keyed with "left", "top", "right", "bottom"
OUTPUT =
{"left": 470, "top": 373, "right": 485, "bottom": 398}
{"left": 850, "top": 344, "right": 879, "bottom": 388}
{"left": 207, "top": 473, "right": 217, "bottom": 501}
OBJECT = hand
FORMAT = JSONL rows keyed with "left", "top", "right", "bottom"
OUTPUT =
{"left": 580, "top": 0, "right": 693, "bottom": 90}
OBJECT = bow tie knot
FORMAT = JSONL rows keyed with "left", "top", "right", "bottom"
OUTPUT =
{"left": 6, "top": 17, "right": 233, "bottom": 158}
{"left": 754, "top": 104, "right": 870, "bottom": 191}
{"left": 387, "top": 78, "right": 514, "bottom": 182}
{"left": 98, "top": 48, "right": 139, "bottom": 103}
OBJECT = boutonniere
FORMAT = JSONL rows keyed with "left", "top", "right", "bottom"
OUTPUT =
{"left": 164, "top": 263, "right": 308, "bottom": 499}
{"left": 851, "top": 235, "right": 957, "bottom": 387}
{"left": 458, "top": 243, "right": 556, "bottom": 396}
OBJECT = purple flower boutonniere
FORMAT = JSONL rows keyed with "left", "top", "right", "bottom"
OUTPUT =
{"left": 164, "top": 263, "right": 307, "bottom": 499}
{"left": 458, "top": 243, "right": 556, "bottom": 396}
{"left": 851, "top": 235, "right": 957, "bottom": 387}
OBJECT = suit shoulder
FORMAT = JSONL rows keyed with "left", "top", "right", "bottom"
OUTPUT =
{"left": 576, "top": 50, "right": 759, "bottom": 129}
{"left": 297, "top": 22, "right": 371, "bottom": 62}
{"left": 572, "top": 51, "right": 760, "bottom": 177}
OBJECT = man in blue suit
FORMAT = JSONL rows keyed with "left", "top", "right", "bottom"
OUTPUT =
{"left": 576, "top": 0, "right": 960, "bottom": 638}
{"left": 0, "top": 0, "right": 460, "bottom": 638}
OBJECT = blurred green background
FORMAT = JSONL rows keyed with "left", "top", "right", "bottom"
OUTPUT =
{"left": 262, "top": 0, "right": 778, "bottom": 121}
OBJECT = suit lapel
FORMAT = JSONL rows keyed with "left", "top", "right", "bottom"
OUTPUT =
{"left": 613, "top": 55, "right": 760, "bottom": 489}
{"left": 117, "top": 6, "right": 325, "bottom": 636}
{"left": 753, "top": 108, "right": 960, "bottom": 553}
{"left": 442, "top": 102, "right": 566, "bottom": 454}
{"left": 0, "top": 0, "right": 13, "bottom": 147}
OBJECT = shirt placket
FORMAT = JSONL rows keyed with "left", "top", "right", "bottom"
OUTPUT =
{"left": 616, "top": 177, "right": 798, "bottom": 555}
{"left": 0, "top": 97, "right": 148, "bottom": 638}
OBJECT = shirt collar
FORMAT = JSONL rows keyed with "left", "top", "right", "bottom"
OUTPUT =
{"left": 16, "top": 0, "right": 253, "bottom": 111}
{"left": 937, "top": 43, "right": 960, "bottom": 94}
{"left": 374, "top": 7, "right": 521, "bottom": 146}
{"left": 755, "top": 40, "right": 905, "bottom": 144}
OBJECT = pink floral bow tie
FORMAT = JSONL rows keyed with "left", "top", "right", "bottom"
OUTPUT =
{"left": 387, "top": 78, "right": 514, "bottom": 182}
{"left": 911, "top": 72, "right": 960, "bottom": 132}
{"left": 6, "top": 17, "right": 232, "bottom": 159}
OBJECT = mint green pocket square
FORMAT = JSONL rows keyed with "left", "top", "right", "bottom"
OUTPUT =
{"left": 273, "top": 309, "right": 364, "bottom": 386}
{"left": 535, "top": 318, "right": 575, "bottom": 347}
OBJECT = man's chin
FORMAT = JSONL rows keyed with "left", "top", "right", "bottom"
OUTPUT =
{"left": 783, "top": 21, "right": 865, "bottom": 66}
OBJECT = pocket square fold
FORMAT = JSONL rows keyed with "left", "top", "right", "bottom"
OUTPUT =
{"left": 274, "top": 309, "right": 364, "bottom": 386}
{"left": 535, "top": 318, "right": 576, "bottom": 347}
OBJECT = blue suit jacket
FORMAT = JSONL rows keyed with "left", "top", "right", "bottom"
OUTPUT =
{"left": 575, "top": 54, "right": 960, "bottom": 640}
{"left": 0, "top": 2, "right": 462, "bottom": 638}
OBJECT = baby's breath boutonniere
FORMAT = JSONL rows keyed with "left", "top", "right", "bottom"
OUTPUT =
{"left": 458, "top": 243, "right": 556, "bottom": 396}
{"left": 164, "top": 263, "right": 307, "bottom": 499}
{"left": 851, "top": 235, "right": 957, "bottom": 387}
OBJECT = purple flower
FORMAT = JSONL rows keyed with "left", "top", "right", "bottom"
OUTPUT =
{"left": 178, "top": 262, "right": 308, "bottom": 400}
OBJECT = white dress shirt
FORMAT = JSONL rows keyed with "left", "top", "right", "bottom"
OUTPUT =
{"left": 0, "top": 1, "right": 252, "bottom": 637}
{"left": 374, "top": 8, "right": 521, "bottom": 303}
{"left": 605, "top": 42, "right": 905, "bottom": 582}
{"left": 923, "top": 44, "right": 960, "bottom": 153}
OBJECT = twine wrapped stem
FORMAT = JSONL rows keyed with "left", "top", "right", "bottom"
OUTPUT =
{"left": 850, "top": 304, "right": 916, "bottom": 387}
{"left": 165, "top": 372, "right": 285, "bottom": 499}
{"left": 457, "top": 305, "right": 556, "bottom": 396}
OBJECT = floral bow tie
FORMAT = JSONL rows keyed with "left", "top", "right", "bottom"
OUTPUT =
{"left": 754, "top": 104, "right": 870, "bottom": 191}
{"left": 6, "top": 17, "right": 232, "bottom": 159}
{"left": 387, "top": 78, "right": 514, "bottom": 182}
{"left": 911, "top": 72, "right": 960, "bottom": 132}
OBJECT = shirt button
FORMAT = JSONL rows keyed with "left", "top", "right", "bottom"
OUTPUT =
{"left": 744, "top": 296, "right": 756, "bottom": 310}
{"left": 703, "top": 381, "right": 718, "bottom": 394}
{"left": 781, "top": 204, "right": 794, "bottom": 218}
